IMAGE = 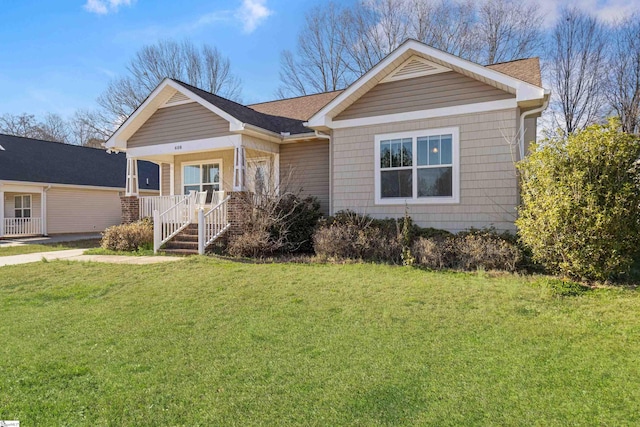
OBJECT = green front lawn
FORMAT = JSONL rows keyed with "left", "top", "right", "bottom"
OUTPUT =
{"left": 1, "top": 258, "right": 639, "bottom": 425}
{"left": 0, "top": 238, "right": 101, "bottom": 257}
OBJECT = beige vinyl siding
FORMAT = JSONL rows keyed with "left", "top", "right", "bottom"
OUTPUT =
{"left": 331, "top": 109, "right": 519, "bottom": 232}
{"left": 4, "top": 192, "right": 41, "bottom": 218}
{"left": 128, "top": 103, "right": 232, "bottom": 148}
{"left": 161, "top": 163, "right": 171, "bottom": 196}
{"left": 174, "top": 150, "right": 235, "bottom": 195}
{"left": 335, "top": 71, "right": 514, "bottom": 121}
{"left": 46, "top": 187, "right": 122, "bottom": 234}
{"left": 523, "top": 116, "right": 537, "bottom": 156}
{"left": 280, "top": 141, "right": 330, "bottom": 215}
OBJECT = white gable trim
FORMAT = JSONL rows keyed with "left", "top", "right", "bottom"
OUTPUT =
{"left": 105, "top": 79, "right": 244, "bottom": 150}
{"left": 327, "top": 99, "right": 517, "bottom": 129}
{"left": 306, "top": 39, "right": 545, "bottom": 128}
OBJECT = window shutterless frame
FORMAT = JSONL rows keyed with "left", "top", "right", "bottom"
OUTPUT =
{"left": 14, "top": 194, "right": 32, "bottom": 218}
{"left": 374, "top": 127, "right": 460, "bottom": 205}
{"left": 181, "top": 159, "right": 223, "bottom": 202}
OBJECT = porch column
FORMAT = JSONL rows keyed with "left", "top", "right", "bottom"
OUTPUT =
{"left": 41, "top": 186, "right": 49, "bottom": 236}
{"left": 125, "top": 156, "right": 139, "bottom": 196}
{"left": 233, "top": 146, "right": 246, "bottom": 191}
{"left": 169, "top": 163, "right": 175, "bottom": 196}
{"left": 0, "top": 185, "right": 4, "bottom": 237}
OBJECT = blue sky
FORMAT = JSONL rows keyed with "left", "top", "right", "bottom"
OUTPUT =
{"left": 0, "top": 0, "right": 638, "bottom": 120}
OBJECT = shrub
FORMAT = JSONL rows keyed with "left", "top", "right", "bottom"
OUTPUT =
{"left": 517, "top": 119, "right": 640, "bottom": 281}
{"left": 313, "top": 211, "right": 402, "bottom": 263}
{"left": 273, "top": 194, "right": 323, "bottom": 253}
{"left": 101, "top": 219, "right": 153, "bottom": 252}
{"left": 227, "top": 193, "right": 322, "bottom": 258}
{"left": 412, "top": 230, "right": 522, "bottom": 272}
{"left": 227, "top": 229, "right": 279, "bottom": 258}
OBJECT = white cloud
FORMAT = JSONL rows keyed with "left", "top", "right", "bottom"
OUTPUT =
{"left": 235, "top": 0, "right": 273, "bottom": 33}
{"left": 531, "top": 0, "right": 640, "bottom": 27}
{"left": 84, "top": 0, "right": 135, "bottom": 15}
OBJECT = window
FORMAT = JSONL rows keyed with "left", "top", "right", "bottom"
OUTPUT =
{"left": 182, "top": 160, "right": 221, "bottom": 203}
{"left": 14, "top": 195, "right": 31, "bottom": 218}
{"left": 375, "top": 128, "right": 459, "bottom": 204}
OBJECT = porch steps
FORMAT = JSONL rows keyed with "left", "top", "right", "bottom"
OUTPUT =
{"left": 160, "top": 224, "right": 199, "bottom": 256}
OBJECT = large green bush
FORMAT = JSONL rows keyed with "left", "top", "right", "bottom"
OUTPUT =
{"left": 516, "top": 119, "right": 640, "bottom": 281}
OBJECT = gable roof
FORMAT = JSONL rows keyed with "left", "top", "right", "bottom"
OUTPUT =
{"left": 307, "top": 39, "right": 548, "bottom": 128}
{"left": 0, "top": 134, "right": 159, "bottom": 190}
{"left": 107, "top": 40, "right": 545, "bottom": 148}
{"left": 170, "top": 80, "right": 311, "bottom": 135}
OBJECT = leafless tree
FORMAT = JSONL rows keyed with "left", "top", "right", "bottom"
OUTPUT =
{"left": 276, "top": 3, "right": 352, "bottom": 98}
{"left": 98, "top": 39, "right": 242, "bottom": 124}
{"left": 0, "top": 113, "right": 40, "bottom": 139}
{"left": 412, "top": 0, "right": 481, "bottom": 62}
{"left": 605, "top": 14, "right": 640, "bottom": 134}
{"left": 68, "top": 109, "right": 112, "bottom": 147}
{"left": 341, "top": 0, "right": 412, "bottom": 76}
{"left": 476, "top": 0, "right": 544, "bottom": 64}
{"left": 549, "top": 7, "right": 607, "bottom": 135}
{"left": 277, "top": 0, "right": 546, "bottom": 97}
{"left": 0, "top": 112, "right": 71, "bottom": 143}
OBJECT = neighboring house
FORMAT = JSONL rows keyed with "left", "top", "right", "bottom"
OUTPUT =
{"left": 0, "top": 134, "right": 159, "bottom": 238}
{"left": 105, "top": 39, "right": 549, "bottom": 254}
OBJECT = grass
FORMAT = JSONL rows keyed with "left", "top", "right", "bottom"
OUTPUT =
{"left": 0, "top": 238, "right": 101, "bottom": 257}
{"left": 1, "top": 258, "right": 639, "bottom": 425}
{"left": 83, "top": 246, "right": 155, "bottom": 256}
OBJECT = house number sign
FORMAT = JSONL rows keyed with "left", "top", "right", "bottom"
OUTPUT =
{"left": 174, "top": 144, "right": 183, "bottom": 151}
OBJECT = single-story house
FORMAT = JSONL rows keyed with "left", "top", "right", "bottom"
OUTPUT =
{"left": 0, "top": 134, "right": 159, "bottom": 238}
{"left": 104, "top": 39, "right": 549, "bottom": 254}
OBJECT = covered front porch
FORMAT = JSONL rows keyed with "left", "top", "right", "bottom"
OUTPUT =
{"left": 123, "top": 138, "right": 280, "bottom": 254}
{"left": 0, "top": 183, "right": 49, "bottom": 238}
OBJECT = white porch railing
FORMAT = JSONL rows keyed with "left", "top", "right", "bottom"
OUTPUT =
{"left": 198, "top": 195, "right": 232, "bottom": 254}
{"left": 3, "top": 218, "right": 42, "bottom": 236}
{"left": 140, "top": 195, "right": 189, "bottom": 219}
{"left": 153, "top": 192, "right": 197, "bottom": 253}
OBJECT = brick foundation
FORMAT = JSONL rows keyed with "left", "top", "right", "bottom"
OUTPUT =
{"left": 226, "top": 191, "right": 251, "bottom": 244}
{"left": 120, "top": 196, "right": 140, "bottom": 224}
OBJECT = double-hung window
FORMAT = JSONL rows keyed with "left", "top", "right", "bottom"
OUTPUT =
{"left": 182, "top": 160, "right": 222, "bottom": 203}
{"left": 14, "top": 195, "right": 31, "bottom": 218}
{"left": 375, "top": 127, "right": 459, "bottom": 204}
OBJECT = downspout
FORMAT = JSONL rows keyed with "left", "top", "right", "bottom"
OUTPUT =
{"left": 519, "top": 94, "right": 550, "bottom": 160}
{"left": 314, "top": 131, "right": 332, "bottom": 215}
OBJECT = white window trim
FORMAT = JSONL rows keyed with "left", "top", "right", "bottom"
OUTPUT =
{"left": 14, "top": 194, "right": 32, "bottom": 218}
{"left": 374, "top": 127, "right": 460, "bottom": 205}
{"left": 181, "top": 159, "right": 223, "bottom": 196}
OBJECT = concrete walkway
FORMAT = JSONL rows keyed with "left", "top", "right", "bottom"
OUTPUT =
{"left": 0, "top": 233, "right": 102, "bottom": 248}
{"left": 0, "top": 249, "right": 183, "bottom": 267}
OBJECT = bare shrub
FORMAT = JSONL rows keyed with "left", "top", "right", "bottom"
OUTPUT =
{"left": 312, "top": 211, "right": 402, "bottom": 263}
{"left": 412, "top": 231, "right": 522, "bottom": 272}
{"left": 101, "top": 219, "right": 153, "bottom": 251}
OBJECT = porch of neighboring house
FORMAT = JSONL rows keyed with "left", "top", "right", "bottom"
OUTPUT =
{"left": 124, "top": 143, "right": 279, "bottom": 255}
{"left": 0, "top": 186, "right": 48, "bottom": 238}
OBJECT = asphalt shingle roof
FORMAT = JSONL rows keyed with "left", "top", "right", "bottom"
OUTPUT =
{"left": 171, "top": 80, "right": 313, "bottom": 135}
{"left": 0, "top": 134, "right": 159, "bottom": 190}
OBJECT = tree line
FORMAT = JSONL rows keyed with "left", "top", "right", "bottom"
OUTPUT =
{"left": 1, "top": 0, "right": 639, "bottom": 146}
